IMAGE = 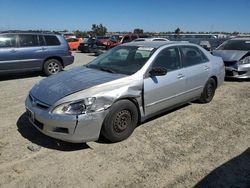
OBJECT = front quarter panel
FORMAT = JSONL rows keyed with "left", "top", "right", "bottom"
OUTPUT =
{"left": 52, "top": 75, "right": 145, "bottom": 138}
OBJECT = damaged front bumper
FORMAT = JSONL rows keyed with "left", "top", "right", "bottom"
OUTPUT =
{"left": 225, "top": 62, "right": 250, "bottom": 79}
{"left": 25, "top": 97, "right": 108, "bottom": 143}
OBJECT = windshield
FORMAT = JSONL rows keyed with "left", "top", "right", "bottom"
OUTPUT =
{"left": 218, "top": 40, "right": 250, "bottom": 51}
{"left": 87, "top": 46, "right": 156, "bottom": 75}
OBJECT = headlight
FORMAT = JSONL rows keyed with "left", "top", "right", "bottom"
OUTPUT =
{"left": 52, "top": 98, "right": 95, "bottom": 115}
{"left": 239, "top": 56, "right": 250, "bottom": 64}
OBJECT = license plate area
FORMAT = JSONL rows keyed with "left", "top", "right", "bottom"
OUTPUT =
{"left": 26, "top": 108, "right": 34, "bottom": 123}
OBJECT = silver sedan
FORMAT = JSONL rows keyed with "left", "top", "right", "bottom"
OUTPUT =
{"left": 213, "top": 37, "right": 250, "bottom": 79}
{"left": 25, "top": 41, "right": 225, "bottom": 143}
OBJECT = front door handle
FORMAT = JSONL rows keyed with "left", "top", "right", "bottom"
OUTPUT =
{"left": 177, "top": 73, "right": 184, "bottom": 79}
{"left": 41, "top": 47, "right": 47, "bottom": 50}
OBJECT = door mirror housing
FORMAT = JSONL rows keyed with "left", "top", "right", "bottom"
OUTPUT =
{"left": 149, "top": 67, "right": 167, "bottom": 76}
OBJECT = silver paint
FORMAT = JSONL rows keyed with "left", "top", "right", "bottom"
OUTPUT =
{"left": 213, "top": 50, "right": 250, "bottom": 78}
{"left": 25, "top": 42, "right": 225, "bottom": 143}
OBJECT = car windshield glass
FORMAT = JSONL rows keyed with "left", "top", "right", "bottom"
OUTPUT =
{"left": 87, "top": 46, "right": 156, "bottom": 75}
{"left": 218, "top": 40, "right": 250, "bottom": 51}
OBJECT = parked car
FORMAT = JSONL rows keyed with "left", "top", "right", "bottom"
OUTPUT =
{"left": 103, "top": 34, "right": 138, "bottom": 49}
{"left": 212, "top": 38, "right": 250, "bottom": 79}
{"left": 133, "top": 37, "right": 169, "bottom": 42}
{"left": 78, "top": 37, "right": 97, "bottom": 53}
{"left": 0, "top": 31, "right": 74, "bottom": 76}
{"left": 96, "top": 36, "right": 110, "bottom": 46}
{"left": 25, "top": 41, "right": 225, "bottom": 143}
{"left": 199, "top": 40, "right": 211, "bottom": 51}
{"left": 66, "top": 38, "right": 81, "bottom": 50}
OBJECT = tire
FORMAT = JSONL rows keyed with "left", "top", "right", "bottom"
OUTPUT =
{"left": 199, "top": 78, "right": 216, "bottom": 103}
{"left": 101, "top": 100, "right": 138, "bottom": 143}
{"left": 43, "top": 59, "right": 63, "bottom": 76}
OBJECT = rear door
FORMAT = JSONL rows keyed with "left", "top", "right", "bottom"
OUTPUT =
{"left": 0, "top": 34, "right": 18, "bottom": 73}
{"left": 43, "top": 35, "right": 62, "bottom": 56}
{"left": 144, "top": 47, "right": 186, "bottom": 116}
{"left": 16, "top": 34, "right": 45, "bottom": 70}
{"left": 179, "top": 46, "right": 210, "bottom": 99}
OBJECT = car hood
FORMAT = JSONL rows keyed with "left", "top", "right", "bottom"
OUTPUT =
{"left": 212, "top": 50, "right": 249, "bottom": 62}
{"left": 30, "top": 67, "right": 126, "bottom": 105}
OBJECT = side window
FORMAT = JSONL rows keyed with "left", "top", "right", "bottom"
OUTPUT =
{"left": 180, "top": 46, "right": 207, "bottom": 67}
{"left": 19, "top": 34, "right": 39, "bottom": 47}
{"left": 0, "top": 34, "right": 17, "bottom": 48}
{"left": 44, "top": 35, "right": 60, "bottom": 46}
{"left": 152, "top": 47, "right": 181, "bottom": 71}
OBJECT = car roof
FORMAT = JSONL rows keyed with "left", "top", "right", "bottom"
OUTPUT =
{"left": 0, "top": 31, "right": 61, "bottom": 36}
{"left": 122, "top": 41, "right": 190, "bottom": 49}
{"left": 134, "top": 37, "right": 168, "bottom": 41}
{"left": 230, "top": 37, "right": 250, "bottom": 41}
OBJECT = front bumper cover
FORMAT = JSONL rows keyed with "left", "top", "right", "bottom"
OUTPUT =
{"left": 25, "top": 96, "right": 108, "bottom": 143}
{"left": 225, "top": 63, "right": 250, "bottom": 79}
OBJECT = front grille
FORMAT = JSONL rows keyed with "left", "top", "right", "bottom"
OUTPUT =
{"left": 53, "top": 127, "right": 69, "bottom": 134}
{"left": 36, "top": 102, "right": 49, "bottom": 109}
{"left": 34, "top": 119, "right": 44, "bottom": 130}
{"left": 29, "top": 94, "right": 50, "bottom": 110}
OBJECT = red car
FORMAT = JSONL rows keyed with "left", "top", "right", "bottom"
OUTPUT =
{"left": 66, "top": 38, "right": 82, "bottom": 50}
{"left": 103, "top": 34, "right": 138, "bottom": 49}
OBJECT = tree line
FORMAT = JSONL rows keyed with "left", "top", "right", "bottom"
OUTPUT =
{"left": 61, "top": 24, "right": 249, "bottom": 38}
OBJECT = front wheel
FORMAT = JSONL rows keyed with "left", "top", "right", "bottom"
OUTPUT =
{"left": 43, "top": 59, "right": 62, "bottom": 76}
{"left": 199, "top": 78, "right": 216, "bottom": 103}
{"left": 101, "top": 100, "right": 138, "bottom": 143}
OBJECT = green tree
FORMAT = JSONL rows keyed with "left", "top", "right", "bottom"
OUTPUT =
{"left": 91, "top": 24, "right": 107, "bottom": 36}
{"left": 174, "top": 27, "right": 181, "bottom": 39}
{"left": 133, "top": 28, "right": 144, "bottom": 34}
{"left": 174, "top": 27, "right": 181, "bottom": 35}
{"left": 73, "top": 30, "right": 89, "bottom": 38}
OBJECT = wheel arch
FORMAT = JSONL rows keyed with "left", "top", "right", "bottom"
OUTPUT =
{"left": 113, "top": 97, "right": 142, "bottom": 124}
{"left": 210, "top": 75, "right": 218, "bottom": 88}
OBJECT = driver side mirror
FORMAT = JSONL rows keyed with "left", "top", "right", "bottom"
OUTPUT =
{"left": 149, "top": 67, "right": 167, "bottom": 76}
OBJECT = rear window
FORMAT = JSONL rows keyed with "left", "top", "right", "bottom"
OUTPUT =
{"left": 19, "top": 34, "right": 39, "bottom": 47}
{"left": 0, "top": 34, "right": 17, "bottom": 48}
{"left": 180, "top": 46, "right": 209, "bottom": 67}
{"left": 44, "top": 35, "right": 60, "bottom": 46}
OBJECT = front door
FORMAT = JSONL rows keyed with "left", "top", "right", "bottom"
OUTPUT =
{"left": 144, "top": 47, "right": 186, "bottom": 116}
{"left": 0, "top": 34, "right": 18, "bottom": 73}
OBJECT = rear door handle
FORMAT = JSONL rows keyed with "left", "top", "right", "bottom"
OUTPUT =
{"left": 177, "top": 73, "right": 184, "bottom": 79}
{"left": 41, "top": 47, "right": 47, "bottom": 50}
{"left": 10, "top": 49, "right": 17, "bottom": 53}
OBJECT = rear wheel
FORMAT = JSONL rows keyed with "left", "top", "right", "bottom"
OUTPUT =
{"left": 199, "top": 78, "right": 216, "bottom": 103}
{"left": 101, "top": 100, "right": 138, "bottom": 142}
{"left": 43, "top": 59, "right": 62, "bottom": 76}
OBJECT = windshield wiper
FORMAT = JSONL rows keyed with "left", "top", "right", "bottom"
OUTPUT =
{"left": 86, "top": 64, "right": 116, "bottom": 73}
{"left": 99, "top": 67, "right": 116, "bottom": 73}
